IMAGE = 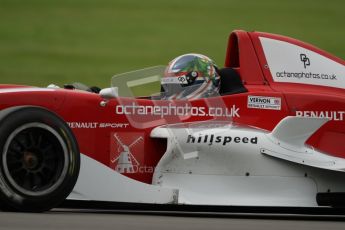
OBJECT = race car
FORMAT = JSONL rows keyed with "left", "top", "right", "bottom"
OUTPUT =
{"left": 1, "top": 30, "right": 345, "bottom": 212}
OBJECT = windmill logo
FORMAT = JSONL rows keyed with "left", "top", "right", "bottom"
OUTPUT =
{"left": 110, "top": 133, "right": 144, "bottom": 174}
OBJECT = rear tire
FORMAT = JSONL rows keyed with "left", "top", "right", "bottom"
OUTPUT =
{"left": 0, "top": 107, "right": 80, "bottom": 212}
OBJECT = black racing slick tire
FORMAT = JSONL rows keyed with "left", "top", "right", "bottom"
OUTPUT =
{"left": 0, "top": 106, "right": 80, "bottom": 212}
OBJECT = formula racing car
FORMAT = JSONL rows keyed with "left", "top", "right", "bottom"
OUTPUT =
{"left": 1, "top": 30, "right": 345, "bottom": 212}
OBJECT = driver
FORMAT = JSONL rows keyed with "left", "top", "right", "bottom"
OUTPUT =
{"left": 161, "top": 53, "right": 220, "bottom": 100}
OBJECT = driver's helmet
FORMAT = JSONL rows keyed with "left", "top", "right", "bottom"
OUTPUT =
{"left": 161, "top": 53, "right": 220, "bottom": 99}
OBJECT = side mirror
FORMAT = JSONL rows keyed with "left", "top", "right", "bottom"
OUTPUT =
{"left": 100, "top": 87, "right": 119, "bottom": 99}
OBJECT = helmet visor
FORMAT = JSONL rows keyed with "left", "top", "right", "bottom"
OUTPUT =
{"left": 170, "top": 55, "right": 199, "bottom": 72}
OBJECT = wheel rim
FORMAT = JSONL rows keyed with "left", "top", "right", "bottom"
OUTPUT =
{"left": 2, "top": 123, "right": 69, "bottom": 196}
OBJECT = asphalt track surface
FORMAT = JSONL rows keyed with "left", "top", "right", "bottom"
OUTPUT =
{"left": 1, "top": 209, "right": 345, "bottom": 230}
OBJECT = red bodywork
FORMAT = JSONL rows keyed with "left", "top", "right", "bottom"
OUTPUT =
{"left": 1, "top": 30, "right": 345, "bottom": 184}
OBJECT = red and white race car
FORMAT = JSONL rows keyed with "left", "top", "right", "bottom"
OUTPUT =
{"left": 1, "top": 30, "right": 345, "bottom": 212}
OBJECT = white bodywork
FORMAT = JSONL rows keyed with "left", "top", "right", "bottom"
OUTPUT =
{"left": 68, "top": 116, "right": 345, "bottom": 207}
{"left": 260, "top": 37, "right": 345, "bottom": 89}
{"left": 68, "top": 154, "right": 178, "bottom": 204}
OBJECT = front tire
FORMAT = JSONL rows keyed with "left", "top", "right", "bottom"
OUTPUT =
{"left": 0, "top": 107, "right": 80, "bottom": 212}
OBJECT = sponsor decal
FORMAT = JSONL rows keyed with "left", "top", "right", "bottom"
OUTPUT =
{"left": 296, "top": 110, "right": 345, "bottom": 121}
{"left": 115, "top": 102, "right": 240, "bottom": 118}
{"left": 275, "top": 71, "right": 337, "bottom": 81}
{"left": 110, "top": 133, "right": 154, "bottom": 174}
{"left": 187, "top": 134, "right": 258, "bottom": 146}
{"left": 260, "top": 37, "right": 345, "bottom": 89}
{"left": 67, "top": 122, "right": 129, "bottom": 129}
{"left": 161, "top": 76, "right": 189, "bottom": 85}
{"left": 247, "top": 96, "right": 281, "bottom": 110}
{"left": 68, "top": 122, "right": 98, "bottom": 129}
{"left": 98, "top": 123, "right": 130, "bottom": 128}
{"left": 300, "top": 54, "right": 310, "bottom": 69}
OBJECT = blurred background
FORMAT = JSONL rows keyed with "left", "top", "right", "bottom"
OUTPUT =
{"left": 0, "top": 0, "right": 344, "bottom": 88}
